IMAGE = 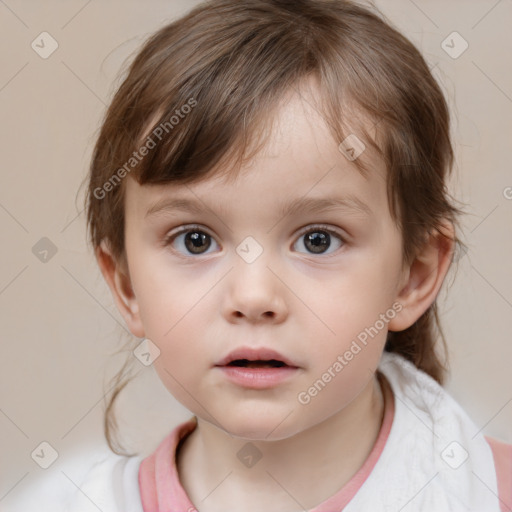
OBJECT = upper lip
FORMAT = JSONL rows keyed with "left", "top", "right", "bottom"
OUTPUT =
{"left": 215, "top": 347, "right": 298, "bottom": 368}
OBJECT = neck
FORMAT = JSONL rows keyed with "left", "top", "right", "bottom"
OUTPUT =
{"left": 177, "top": 374, "right": 386, "bottom": 512}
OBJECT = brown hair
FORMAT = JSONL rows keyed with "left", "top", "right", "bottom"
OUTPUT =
{"left": 84, "top": 0, "right": 464, "bottom": 456}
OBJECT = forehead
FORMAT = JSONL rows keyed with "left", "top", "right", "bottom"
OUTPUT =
{"left": 124, "top": 80, "right": 387, "bottom": 220}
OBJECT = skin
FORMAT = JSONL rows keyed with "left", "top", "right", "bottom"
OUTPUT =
{"left": 97, "top": 79, "right": 454, "bottom": 512}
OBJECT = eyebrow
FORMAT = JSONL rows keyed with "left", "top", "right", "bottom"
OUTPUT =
{"left": 145, "top": 194, "right": 373, "bottom": 220}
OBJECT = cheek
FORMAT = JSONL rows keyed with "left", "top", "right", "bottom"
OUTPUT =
{"left": 129, "top": 253, "right": 207, "bottom": 338}
{"left": 298, "top": 249, "right": 401, "bottom": 371}
{"left": 149, "top": 313, "right": 211, "bottom": 409}
{"left": 306, "top": 263, "right": 398, "bottom": 337}
{"left": 294, "top": 320, "right": 385, "bottom": 426}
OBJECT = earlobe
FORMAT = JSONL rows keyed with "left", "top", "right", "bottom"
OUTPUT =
{"left": 95, "top": 240, "right": 145, "bottom": 338}
{"left": 388, "top": 222, "right": 455, "bottom": 332}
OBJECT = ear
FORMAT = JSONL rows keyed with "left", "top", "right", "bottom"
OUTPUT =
{"left": 388, "top": 221, "right": 455, "bottom": 332}
{"left": 95, "top": 240, "right": 145, "bottom": 338}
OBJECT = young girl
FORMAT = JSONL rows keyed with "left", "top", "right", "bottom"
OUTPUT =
{"left": 74, "top": 0, "right": 511, "bottom": 510}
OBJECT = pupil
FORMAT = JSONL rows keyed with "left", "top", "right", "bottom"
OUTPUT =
{"left": 186, "top": 231, "right": 210, "bottom": 254}
{"left": 306, "top": 231, "right": 329, "bottom": 254}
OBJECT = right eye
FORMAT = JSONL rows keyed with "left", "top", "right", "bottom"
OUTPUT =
{"left": 163, "top": 225, "right": 220, "bottom": 256}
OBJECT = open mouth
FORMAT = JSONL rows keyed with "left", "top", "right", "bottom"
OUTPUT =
{"left": 218, "top": 355, "right": 298, "bottom": 388}
{"left": 226, "top": 359, "right": 287, "bottom": 368}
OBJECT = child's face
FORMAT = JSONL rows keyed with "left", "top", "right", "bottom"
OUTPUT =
{"left": 120, "top": 84, "right": 408, "bottom": 440}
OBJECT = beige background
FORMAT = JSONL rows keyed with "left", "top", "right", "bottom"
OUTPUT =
{"left": 1, "top": 0, "right": 511, "bottom": 509}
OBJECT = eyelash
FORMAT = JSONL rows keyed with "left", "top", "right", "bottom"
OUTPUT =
{"left": 163, "top": 223, "right": 347, "bottom": 258}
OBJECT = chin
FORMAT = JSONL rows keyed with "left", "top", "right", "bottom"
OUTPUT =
{"left": 215, "top": 408, "right": 304, "bottom": 441}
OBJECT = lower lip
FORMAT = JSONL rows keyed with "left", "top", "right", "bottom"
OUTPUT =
{"left": 215, "top": 365, "right": 299, "bottom": 389}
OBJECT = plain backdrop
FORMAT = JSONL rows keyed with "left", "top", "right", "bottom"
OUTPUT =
{"left": 1, "top": 0, "right": 511, "bottom": 509}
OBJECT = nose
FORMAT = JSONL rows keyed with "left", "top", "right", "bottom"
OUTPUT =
{"left": 222, "top": 256, "right": 288, "bottom": 324}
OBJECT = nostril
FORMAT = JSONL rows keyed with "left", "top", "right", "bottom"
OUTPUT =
{"left": 232, "top": 311, "right": 275, "bottom": 319}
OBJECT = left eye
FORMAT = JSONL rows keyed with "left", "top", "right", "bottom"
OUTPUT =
{"left": 293, "top": 226, "right": 344, "bottom": 256}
